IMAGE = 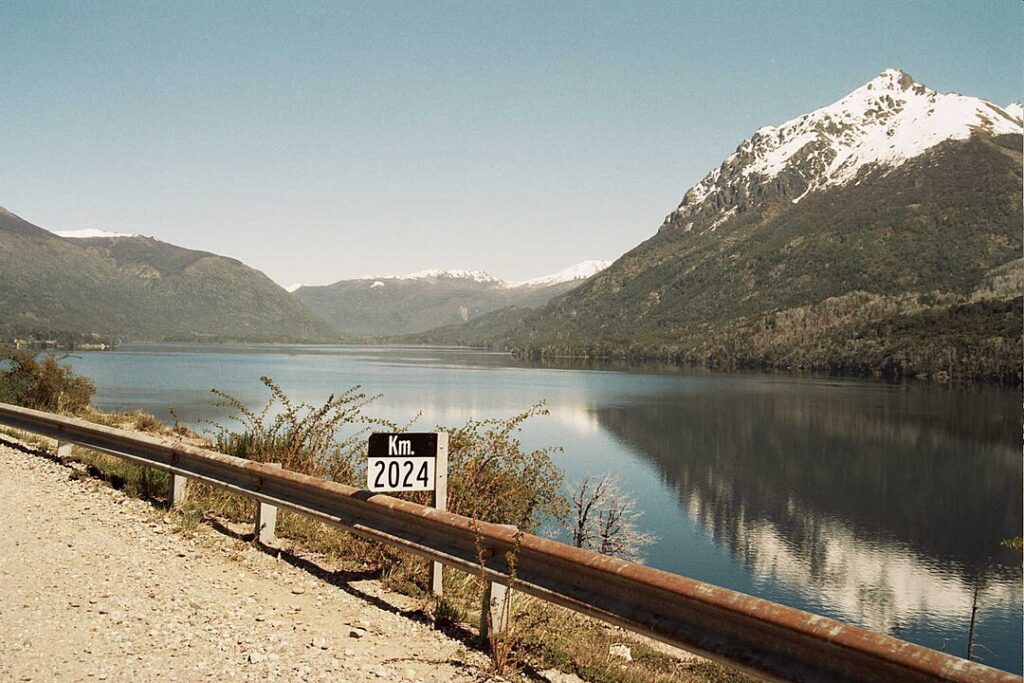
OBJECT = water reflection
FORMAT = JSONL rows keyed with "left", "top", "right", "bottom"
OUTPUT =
{"left": 595, "top": 382, "right": 1022, "bottom": 636}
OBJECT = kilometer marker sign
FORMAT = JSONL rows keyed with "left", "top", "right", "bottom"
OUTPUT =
{"left": 367, "top": 431, "right": 449, "bottom": 597}
{"left": 367, "top": 432, "right": 441, "bottom": 492}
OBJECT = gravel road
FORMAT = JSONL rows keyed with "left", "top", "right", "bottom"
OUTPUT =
{"left": 0, "top": 439, "right": 492, "bottom": 682}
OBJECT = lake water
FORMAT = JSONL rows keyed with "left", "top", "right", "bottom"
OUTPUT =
{"left": 69, "top": 343, "right": 1023, "bottom": 673}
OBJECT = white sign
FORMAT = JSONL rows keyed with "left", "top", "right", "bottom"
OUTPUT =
{"left": 368, "top": 456, "right": 436, "bottom": 492}
{"left": 367, "top": 433, "right": 440, "bottom": 492}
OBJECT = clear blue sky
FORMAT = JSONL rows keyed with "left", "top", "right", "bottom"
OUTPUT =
{"left": 2, "top": 1, "right": 1020, "bottom": 286}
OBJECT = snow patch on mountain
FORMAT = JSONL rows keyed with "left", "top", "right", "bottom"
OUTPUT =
{"left": 56, "top": 228, "right": 137, "bottom": 239}
{"left": 1006, "top": 102, "right": 1023, "bottom": 122}
{"left": 670, "top": 69, "right": 1023, "bottom": 231}
{"left": 357, "top": 260, "right": 610, "bottom": 288}
{"left": 402, "top": 269, "right": 501, "bottom": 283}
{"left": 508, "top": 259, "right": 611, "bottom": 288}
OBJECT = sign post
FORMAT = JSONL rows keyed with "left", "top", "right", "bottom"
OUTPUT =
{"left": 367, "top": 431, "right": 449, "bottom": 597}
{"left": 430, "top": 432, "right": 448, "bottom": 597}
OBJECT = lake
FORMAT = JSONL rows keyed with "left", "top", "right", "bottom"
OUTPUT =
{"left": 69, "top": 343, "right": 1023, "bottom": 673}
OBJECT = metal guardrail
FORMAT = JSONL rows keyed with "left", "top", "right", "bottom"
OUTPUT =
{"left": 0, "top": 401, "right": 1017, "bottom": 683}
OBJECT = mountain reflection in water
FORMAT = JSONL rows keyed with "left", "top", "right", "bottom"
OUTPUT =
{"left": 594, "top": 383, "right": 1022, "bottom": 635}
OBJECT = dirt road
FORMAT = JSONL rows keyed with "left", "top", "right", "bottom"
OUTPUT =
{"left": 0, "top": 439, "right": 492, "bottom": 682}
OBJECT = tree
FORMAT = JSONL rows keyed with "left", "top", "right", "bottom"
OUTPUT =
{"left": 567, "top": 474, "right": 655, "bottom": 563}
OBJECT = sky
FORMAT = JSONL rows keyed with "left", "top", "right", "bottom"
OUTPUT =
{"left": 2, "top": 1, "right": 1021, "bottom": 287}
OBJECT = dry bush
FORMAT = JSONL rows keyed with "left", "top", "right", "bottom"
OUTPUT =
{"left": 0, "top": 350, "right": 95, "bottom": 415}
{"left": 208, "top": 376, "right": 401, "bottom": 483}
{"left": 445, "top": 403, "right": 566, "bottom": 531}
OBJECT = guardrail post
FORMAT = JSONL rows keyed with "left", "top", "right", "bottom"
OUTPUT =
{"left": 255, "top": 463, "right": 281, "bottom": 545}
{"left": 480, "top": 523, "right": 515, "bottom": 643}
{"left": 55, "top": 440, "right": 72, "bottom": 460}
{"left": 430, "top": 432, "right": 449, "bottom": 597}
{"left": 168, "top": 473, "right": 189, "bottom": 509}
{"left": 481, "top": 579, "right": 509, "bottom": 642}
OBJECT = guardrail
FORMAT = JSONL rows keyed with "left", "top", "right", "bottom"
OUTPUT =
{"left": 0, "top": 401, "right": 1017, "bottom": 683}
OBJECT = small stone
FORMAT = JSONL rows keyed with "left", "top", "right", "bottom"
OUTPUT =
{"left": 291, "top": 587, "right": 304, "bottom": 595}
{"left": 609, "top": 643, "right": 632, "bottom": 662}
{"left": 248, "top": 652, "right": 266, "bottom": 664}
{"left": 374, "top": 667, "right": 388, "bottom": 678}
{"left": 348, "top": 628, "right": 366, "bottom": 639}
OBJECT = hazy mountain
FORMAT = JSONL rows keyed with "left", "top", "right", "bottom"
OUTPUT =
{"left": 0, "top": 208, "right": 336, "bottom": 342}
{"left": 292, "top": 260, "right": 609, "bottom": 338}
{"left": 463, "top": 69, "right": 1024, "bottom": 381}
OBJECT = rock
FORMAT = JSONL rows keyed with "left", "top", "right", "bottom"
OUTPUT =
{"left": 348, "top": 628, "right": 366, "bottom": 639}
{"left": 539, "top": 670, "right": 586, "bottom": 683}
{"left": 609, "top": 644, "right": 632, "bottom": 662}
{"left": 248, "top": 652, "right": 266, "bottom": 664}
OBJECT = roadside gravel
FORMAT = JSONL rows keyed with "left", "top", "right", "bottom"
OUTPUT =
{"left": 0, "top": 439, "right": 492, "bottom": 682}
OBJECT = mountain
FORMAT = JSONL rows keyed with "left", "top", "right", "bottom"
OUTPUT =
{"left": 292, "top": 260, "right": 609, "bottom": 338}
{"left": 0, "top": 207, "right": 337, "bottom": 342}
{"left": 464, "top": 69, "right": 1024, "bottom": 382}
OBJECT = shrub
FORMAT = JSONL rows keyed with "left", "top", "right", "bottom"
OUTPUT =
{"left": 445, "top": 403, "right": 566, "bottom": 532}
{"left": 0, "top": 349, "right": 95, "bottom": 414}
{"left": 208, "top": 376, "right": 400, "bottom": 483}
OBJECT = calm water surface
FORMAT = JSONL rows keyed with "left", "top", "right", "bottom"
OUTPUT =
{"left": 70, "top": 343, "right": 1023, "bottom": 672}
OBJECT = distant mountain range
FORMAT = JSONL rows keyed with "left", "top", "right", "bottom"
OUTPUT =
{"left": 411, "top": 69, "right": 1023, "bottom": 382}
{"left": 0, "top": 208, "right": 607, "bottom": 343}
{"left": 0, "top": 210, "right": 336, "bottom": 342}
{"left": 292, "top": 260, "right": 609, "bottom": 338}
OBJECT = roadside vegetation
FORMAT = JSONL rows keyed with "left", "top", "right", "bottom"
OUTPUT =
{"left": 0, "top": 352, "right": 744, "bottom": 683}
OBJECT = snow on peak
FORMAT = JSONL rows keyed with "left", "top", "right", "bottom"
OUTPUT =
{"left": 1006, "top": 102, "right": 1023, "bottom": 122}
{"left": 508, "top": 259, "right": 611, "bottom": 288}
{"left": 401, "top": 269, "right": 501, "bottom": 283}
{"left": 56, "top": 228, "right": 137, "bottom": 239}
{"left": 356, "top": 261, "right": 610, "bottom": 288}
{"left": 285, "top": 283, "right": 306, "bottom": 293}
{"left": 672, "top": 69, "right": 1023, "bottom": 229}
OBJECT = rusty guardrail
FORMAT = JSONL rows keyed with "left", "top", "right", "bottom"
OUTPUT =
{"left": 0, "top": 401, "right": 1017, "bottom": 683}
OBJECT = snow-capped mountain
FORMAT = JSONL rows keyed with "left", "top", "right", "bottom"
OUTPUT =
{"left": 508, "top": 259, "right": 611, "bottom": 288}
{"left": 293, "top": 259, "right": 610, "bottom": 337}
{"left": 488, "top": 68, "right": 1022, "bottom": 381}
{"left": 355, "top": 260, "right": 610, "bottom": 288}
{"left": 666, "top": 68, "right": 1023, "bottom": 233}
{"left": 369, "top": 269, "right": 503, "bottom": 284}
